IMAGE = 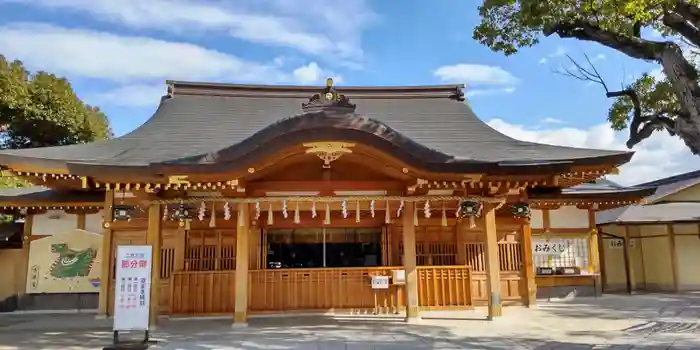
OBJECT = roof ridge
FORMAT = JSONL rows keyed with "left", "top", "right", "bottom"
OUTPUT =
{"left": 636, "top": 169, "right": 700, "bottom": 187}
{"left": 166, "top": 80, "right": 465, "bottom": 99}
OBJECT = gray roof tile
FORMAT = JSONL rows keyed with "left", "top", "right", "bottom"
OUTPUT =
{"left": 0, "top": 84, "right": 631, "bottom": 166}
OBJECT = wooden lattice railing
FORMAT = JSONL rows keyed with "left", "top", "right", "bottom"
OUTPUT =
{"left": 169, "top": 266, "right": 474, "bottom": 315}
{"left": 416, "top": 266, "right": 473, "bottom": 309}
{"left": 170, "top": 270, "right": 236, "bottom": 315}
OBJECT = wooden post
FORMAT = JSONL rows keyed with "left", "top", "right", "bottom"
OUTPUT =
{"left": 146, "top": 204, "right": 162, "bottom": 328}
{"left": 587, "top": 209, "right": 601, "bottom": 295}
{"left": 233, "top": 204, "right": 250, "bottom": 327}
{"left": 667, "top": 224, "right": 680, "bottom": 292}
{"left": 97, "top": 190, "right": 114, "bottom": 318}
{"left": 623, "top": 225, "right": 636, "bottom": 292}
{"left": 483, "top": 202, "right": 502, "bottom": 319}
{"left": 174, "top": 227, "right": 186, "bottom": 271}
{"left": 521, "top": 220, "right": 536, "bottom": 307}
{"left": 15, "top": 213, "right": 33, "bottom": 302}
{"left": 402, "top": 202, "right": 420, "bottom": 322}
{"left": 77, "top": 212, "right": 86, "bottom": 230}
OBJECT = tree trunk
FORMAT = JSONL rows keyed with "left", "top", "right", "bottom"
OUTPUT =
{"left": 659, "top": 46, "right": 700, "bottom": 155}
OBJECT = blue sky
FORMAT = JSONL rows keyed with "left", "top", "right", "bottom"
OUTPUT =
{"left": 0, "top": 0, "right": 696, "bottom": 184}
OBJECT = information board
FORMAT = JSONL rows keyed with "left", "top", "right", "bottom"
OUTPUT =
{"left": 113, "top": 245, "right": 153, "bottom": 331}
{"left": 532, "top": 239, "right": 570, "bottom": 256}
{"left": 371, "top": 275, "right": 390, "bottom": 289}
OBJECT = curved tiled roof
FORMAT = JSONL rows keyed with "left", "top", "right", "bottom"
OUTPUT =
{"left": 0, "top": 82, "right": 632, "bottom": 173}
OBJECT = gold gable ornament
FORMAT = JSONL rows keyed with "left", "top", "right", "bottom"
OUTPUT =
{"left": 303, "top": 142, "right": 355, "bottom": 169}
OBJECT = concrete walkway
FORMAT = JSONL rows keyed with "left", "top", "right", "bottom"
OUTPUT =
{"left": 0, "top": 293, "right": 699, "bottom": 349}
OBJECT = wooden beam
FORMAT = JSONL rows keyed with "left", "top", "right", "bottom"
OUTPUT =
{"left": 97, "top": 190, "right": 114, "bottom": 318}
{"left": 667, "top": 224, "right": 680, "bottom": 293}
{"left": 483, "top": 202, "right": 502, "bottom": 319}
{"left": 402, "top": 201, "right": 420, "bottom": 322}
{"left": 233, "top": 203, "right": 250, "bottom": 327}
{"left": 147, "top": 204, "right": 162, "bottom": 328}
{"left": 521, "top": 220, "right": 536, "bottom": 307}
{"left": 248, "top": 180, "right": 404, "bottom": 194}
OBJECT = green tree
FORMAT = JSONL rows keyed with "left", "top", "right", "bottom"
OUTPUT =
{"left": 0, "top": 55, "right": 113, "bottom": 187}
{"left": 473, "top": 0, "right": 700, "bottom": 155}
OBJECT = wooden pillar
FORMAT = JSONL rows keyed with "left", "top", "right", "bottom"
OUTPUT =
{"left": 174, "top": 227, "right": 186, "bottom": 271}
{"left": 623, "top": 226, "right": 636, "bottom": 292}
{"left": 521, "top": 220, "right": 536, "bottom": 307}
{"left": 667, "top": 224, "right": 680, "bottom": 292}
{"left": 483, "top": 202, "right": 502, "bottom": 319}
{"left": 146, "top": 204, "right": 162, "bottom": 328}
{"left": 233, "top": 204, "right": 250, "bottom": 327}
{"left": 77, "top": 212, "right": 86, "bottom": 230}
{"left": 587, "top": 209, "right": 602, "bottom": 295}
{"left": 97, "top": 190, "right": 114, "bottom": 317}
{"left": 15, "top": 213, "right": 33, "bottom": 300}
{"left": 402, "top": 202, "right": 419, "bottom": 322}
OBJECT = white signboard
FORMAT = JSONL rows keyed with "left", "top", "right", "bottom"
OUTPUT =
{"left": 113, "top": 245, "right": 153, "bottom": 332}
{"left": 533, "top": 239, "right": 569, "bottom": 256}
{"left": 371, "top": 276, "right": 390, "bottom": 289}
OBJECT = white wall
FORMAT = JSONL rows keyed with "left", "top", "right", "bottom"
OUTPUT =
{"left": 31, "top": 210, "right": 77, "bottom": 236}
{"left": 549, "top": 206, "right": 589, "bottom": 229}
{"left": 30, "top": 210, "right": 105, "bottom": 236}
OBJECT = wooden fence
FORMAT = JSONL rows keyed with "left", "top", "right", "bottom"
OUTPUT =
{"left": 170, "top": 266, "right": 473, "bottom": 315}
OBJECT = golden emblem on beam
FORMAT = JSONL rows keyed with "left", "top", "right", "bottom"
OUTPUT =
{"left": 168, "top": 175, "right": 191, "bottom": 185}
{"left": 303, "top": 142, "right": 355, "bottom": 168}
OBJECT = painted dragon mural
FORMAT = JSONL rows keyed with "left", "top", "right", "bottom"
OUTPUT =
{"left": 49, "top": 243, "right": 97, "bottom": 279}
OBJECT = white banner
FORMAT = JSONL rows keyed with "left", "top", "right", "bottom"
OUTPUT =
{"left": 113, "top": 245, "right": 153, "bottom": 332}
{"left": 532, "top": 239, "right": 570, "bottom": 256}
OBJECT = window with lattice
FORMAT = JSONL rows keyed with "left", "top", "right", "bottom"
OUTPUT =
{"left": 184, "top": 230, "right": 236, "bottom": 271}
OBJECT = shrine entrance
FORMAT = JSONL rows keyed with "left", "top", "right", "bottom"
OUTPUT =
{"left": 265, "top": 228, "right": 382, "bottom": 269}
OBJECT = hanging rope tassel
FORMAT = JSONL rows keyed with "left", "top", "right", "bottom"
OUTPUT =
{"left": 267, "top": 203, "right": 274, "bottom": 225}
{"left": 224, "top": 202, "right": 231, "bottom": 220}
{"left": 209, "top": 202, "right": 216, "bottom": 228}
{"left": 441, "top": 202, "right": 447, "bottom": 227}
{"left": 469, "top": 216, "right": 476, "bottom": 228}
{"left": 162, "top": 205, "right": 168, "bottom": 221}
{"left": 385, "top": 200, "right": 391, "bottom": 224}
{"left": 294, "top": 201, "right": 300, "bottom": 224}
{"left": 324, "top": 203, "right": 331, "bottom": 225}
{"left": 413, "top": 203, "right": 418, "bottom": 226}
{"left": 355, "top": 200, "right": 361, "bottom": 223}
{"left": 311, "top": 201, "right": 317, "bottom": 218}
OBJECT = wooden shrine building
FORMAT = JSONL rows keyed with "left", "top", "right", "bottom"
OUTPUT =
{"left": 0, "top": 79, "right": 653, "bottom": 324}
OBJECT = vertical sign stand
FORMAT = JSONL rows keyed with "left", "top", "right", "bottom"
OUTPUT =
{"left": 109, "top": 245, "right": 154, "bottom": 348}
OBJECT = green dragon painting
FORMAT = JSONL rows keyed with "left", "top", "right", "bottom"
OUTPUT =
{"left": 49, "top": 243, "right": 97, "bottom": 279}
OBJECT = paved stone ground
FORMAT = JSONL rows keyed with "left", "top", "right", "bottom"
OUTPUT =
{"left": 0, "top": 293, "right": 699, "bottom": 349}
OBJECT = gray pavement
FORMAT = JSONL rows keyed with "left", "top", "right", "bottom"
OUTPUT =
{"left": 0, "top": 293, "right": 699, "bottom": 349}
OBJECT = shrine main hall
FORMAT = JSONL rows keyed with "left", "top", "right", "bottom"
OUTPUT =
{"left": 0, "top": 79, "right": 651, "bottom": 326}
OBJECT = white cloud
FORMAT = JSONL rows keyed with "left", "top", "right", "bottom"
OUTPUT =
{"left": 539, "top": 46, "right": 567, "bottom": 63}
{"left": 487, "top": 118, "right": 697, "bottom": 185}
{"left": 0, "top": 23, "right": 339, "bottom": 107}
{"left": 292, "top": 62, "right": 343, "bottom": 85}
{"left": 434, "top": 64, "right": 518, "bottom": 86}
{"left": 0, "top": 0, "right": 376, "bottom": 64}
{"left": 541, "top": 117, "right": 565, "bottom": 124}
{"left": 87, "top": 84, "right": 166, "bottom": 108}
{"left": 466, "top": 87, "right": 516, "bottom": 98}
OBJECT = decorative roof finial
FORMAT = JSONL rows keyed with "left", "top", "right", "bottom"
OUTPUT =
{"left": 302, "top": 78, "right": 356, "bottom": 113}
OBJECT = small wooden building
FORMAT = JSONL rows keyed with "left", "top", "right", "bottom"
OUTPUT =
{"left": 598, "top": 170, "right": 700, "bottom": 293}
{"left": 0, "top": 80, "right": 651, "bottom": 323}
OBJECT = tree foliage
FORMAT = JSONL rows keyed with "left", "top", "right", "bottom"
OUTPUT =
{"left": 0, "top": 55, "right": 113, "bottom": 187}
{"left": 474, "top": 0, "right": 700, "bottom": 155}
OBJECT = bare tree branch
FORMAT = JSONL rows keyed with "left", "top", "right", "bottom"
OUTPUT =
{"left": 557, "top": 53, "right": 679, "bottom": 149}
